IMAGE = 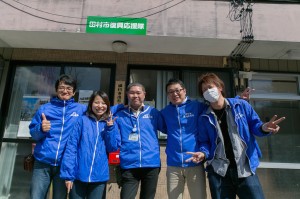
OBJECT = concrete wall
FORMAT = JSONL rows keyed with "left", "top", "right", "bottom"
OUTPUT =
{"left": 1, "top": 1, "right": 300, "bottom": 42}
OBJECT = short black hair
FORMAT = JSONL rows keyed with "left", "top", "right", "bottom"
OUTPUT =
{"left": 126, "top": 82, "right": 145, "bottom": 92}
{"left": 55, "top": 74, "right": 77, "bottom": 92}
{"left": 165, "top": 78, "right": 185, "bottom": 92}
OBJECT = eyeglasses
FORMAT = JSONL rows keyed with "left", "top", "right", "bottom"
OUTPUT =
{"left": 58, "top": 86, "right": 74, "bottom": 92}
{"left": 167, "top": 88, "right": 184, "bottom": 95}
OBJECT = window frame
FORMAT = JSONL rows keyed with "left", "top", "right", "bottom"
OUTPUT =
{"left": 0, "top": 61, "right": 116, "bottom": 145}
{"left": 128, "top": 64, "right": 236, "bottom": 143}
{"left": 248, "top": 71, "right": 300, "bottom": 170}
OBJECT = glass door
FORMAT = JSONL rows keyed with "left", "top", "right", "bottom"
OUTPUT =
{"left": 0, "top": 63, "right": 114, "bottom": 199}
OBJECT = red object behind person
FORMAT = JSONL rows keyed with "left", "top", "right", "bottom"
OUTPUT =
{"left": 109, "top": 149, "right": 120, "bottom": 165}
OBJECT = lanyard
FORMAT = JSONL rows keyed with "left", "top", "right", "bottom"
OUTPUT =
{"left": 129, "top": 108, "right": 138, "bottom": 133}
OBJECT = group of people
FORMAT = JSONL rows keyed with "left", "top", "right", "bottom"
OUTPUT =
{"left": 29, "top": 73, "right": 285, "bottom": 199}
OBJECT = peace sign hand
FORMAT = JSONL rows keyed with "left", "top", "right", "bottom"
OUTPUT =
{"left": 262, "top": 115, "right": 286, "bottom": 134}
{"left": 106, "top": 112, "right": 117, "bottom": 126}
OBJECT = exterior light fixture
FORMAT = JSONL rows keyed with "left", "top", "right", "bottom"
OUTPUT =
{"left": 112, "top": 40, "right": 127, "bottom": 53}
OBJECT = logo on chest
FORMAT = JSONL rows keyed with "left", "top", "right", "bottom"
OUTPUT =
{"left": 235, "top": 113, "right": 244, "bottom": 120}
{"left": 184, "top": 112, "right": 194, "bottom": 118}
{"left": 142, "top": 114, "right": 153, "bottom": 119}
{"left": 70, "top": 112, "right": 79, "bottom": 117}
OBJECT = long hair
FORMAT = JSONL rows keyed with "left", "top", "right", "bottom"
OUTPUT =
{"left": 198, "top": 73, "right": 226, "bottom": 98}
{"left": 87, "top": 91, "right": 111, "bottom": 120}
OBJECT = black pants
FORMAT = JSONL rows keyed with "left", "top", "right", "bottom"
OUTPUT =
{"left": 120, "top": 167, "right": 160, "bottom": 199}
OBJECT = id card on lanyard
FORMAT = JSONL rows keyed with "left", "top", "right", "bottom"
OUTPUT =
{"left": 129, "top": 124, "right": 139, "bottom": 141}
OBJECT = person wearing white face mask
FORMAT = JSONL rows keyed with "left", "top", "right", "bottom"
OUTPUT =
{"left": 161, "top": 78, "right": 252, "bottom": 199}
{"left": 186, "top": 73, "right": 286, "bottom": 199}
{"left": 203, "top": 87, "right": 220, "bottom": 103}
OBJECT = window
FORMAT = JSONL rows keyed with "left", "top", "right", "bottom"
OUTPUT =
{"left": 129, "top": 67, "right": 234, "bottom": 109}
{"left": 129, "top": 69, "right": 179, "bottom": 110}
{"left": 0, "top": 62, "right": 114, "bottom": 199}
{"left": 0, "top": 59, "right": 5, "bottom": 106}
{"left": 3, "top": 64, "right": 113, "bottom": 139}
{"left": 248, "top": 72, "right": 300, "bottom": 198}
{"left": 129, "top": 66, "right": 234, "bottom": 139}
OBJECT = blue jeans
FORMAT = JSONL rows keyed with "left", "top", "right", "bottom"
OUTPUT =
{"left": 207, "top": 165, "right": 265, "bottom": 199}
{"left": 70, "top": 180, "right": 106, "bottom": 199}
{"left": 30, "top": 160, "right": 67, "bottom": 199}
{"left": 120, "top": 167, "right": 160, "bottom": 199}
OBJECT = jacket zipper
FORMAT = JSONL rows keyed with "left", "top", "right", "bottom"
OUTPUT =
{"left": 137, "top": 115, "right": 142, "bottom": 168}
{"left": 89, "top": 121, "right": 100, "bottom": 182}
{"left": 176, "top": 105, "right": 184, "bottom": 167}
{"left": 55, "top": 100, "right": 66, "bottom": 166}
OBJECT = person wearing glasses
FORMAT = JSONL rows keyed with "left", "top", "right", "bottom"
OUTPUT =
{"left": 186, "top": 73, "right": 285, "bottom": 199}
{"left": 160, "top": 78, "right": 207, "bottom": 199}
{"left": 114, "top": 82, "right": 165, "bottom": 199}
{"left": 29, "top": 74, "right": 87, "bottom": 199}
{"left": 160, "top": 78, "right": 253, "bottom": 199}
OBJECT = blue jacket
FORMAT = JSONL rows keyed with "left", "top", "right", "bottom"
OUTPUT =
{"left": 29, "top": 97, "right": 86, "bottom": 166}
{"left": 198, "top": 98, "right": 270, "bottom": 173}
{"left": 115, "top": 105, "right": 165, "bottom": 169}
{"left": 161, "top": 98, "right": 206, "bottom": 167}
{"left": 60, "top": 114, "right": 120, "bottom": 182}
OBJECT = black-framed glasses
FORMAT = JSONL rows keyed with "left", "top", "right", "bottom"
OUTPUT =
{"left": 167, "top": 88, "right": 184, "bottom": 95}
{"left": 58, "top": 86, "right": 74, "bottom": 92}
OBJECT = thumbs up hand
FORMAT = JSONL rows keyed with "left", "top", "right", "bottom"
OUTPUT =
{"left": 41, "top": 113, "right": 51, "bottom": 132}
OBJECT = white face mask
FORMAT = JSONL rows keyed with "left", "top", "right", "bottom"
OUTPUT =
{"left": 203, "top": 87, "right": 220, "bottom": 103}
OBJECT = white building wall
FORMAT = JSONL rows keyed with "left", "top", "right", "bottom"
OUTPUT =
{"left": 0, "top": 0, "right": 299, "bottom": 42}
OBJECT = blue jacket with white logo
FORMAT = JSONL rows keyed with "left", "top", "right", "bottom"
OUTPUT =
{"left": 115, "top": 105, "right": 165, "bottom": 169}
{"left": 161, "top": 98, "right": 206, "bottom": 167}
{"left": 29, "top": 97, "right": 87, "bottom": 166}
{"left": 198, "top": 98, "right": 270, "bottom": 174}
{"left": 60, "top": 114, "right": 120, "bottom": 182}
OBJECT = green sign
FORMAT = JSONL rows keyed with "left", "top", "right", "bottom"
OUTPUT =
{"left": 86, "top": 16, "right": 147, "bottom": 35}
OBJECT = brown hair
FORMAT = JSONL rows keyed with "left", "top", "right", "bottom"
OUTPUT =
{"left": 198, "top": 73, "right": 226, "bottom": 97}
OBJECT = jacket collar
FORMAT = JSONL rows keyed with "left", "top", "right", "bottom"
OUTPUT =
{"left": 169, "top": 96, "right": 189, "bottom": 107}
{"left": 86, "top": 112, "right": 106, "bottom": 121}
{"left": 205, "top": 98, "right": 234, "bottom": 115}
{"left": 128, "top": 104, "right": 145, "bottom": 112}
{"left": 51, "top": 96, "right": 75, "bottom": 106}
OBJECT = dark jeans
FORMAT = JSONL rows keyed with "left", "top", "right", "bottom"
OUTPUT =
{"left": 30, "top": 160, "right": 67, "bottom": 199}
{"left": 207, "top": 165, "right": 265, "bottom": 199}
{"left": 120, "top": 167, "right": 160, "bottom": 199}
{"left": 69, "top": 180, "right": 106, "bottom": 199}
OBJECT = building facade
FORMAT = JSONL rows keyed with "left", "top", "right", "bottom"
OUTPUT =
{"left": 0, "top": 0, "right": 300, "bottom": 198}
